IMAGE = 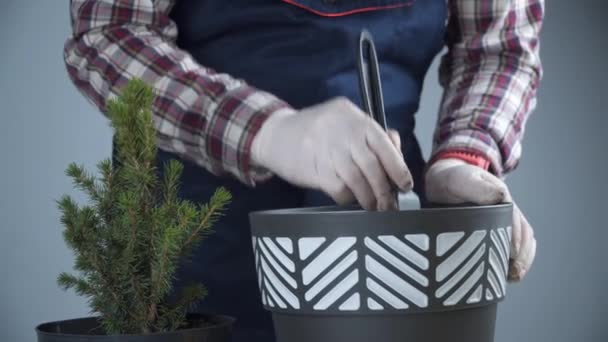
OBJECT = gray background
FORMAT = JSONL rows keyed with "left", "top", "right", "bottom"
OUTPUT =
{"left": 0, "top": 1, "right": 606, "bottom": 341}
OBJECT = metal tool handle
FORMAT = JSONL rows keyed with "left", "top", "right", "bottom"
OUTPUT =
{"left": 357, "top": 29, "right": 387, "bottom": 130}
{"left": 357, "top": 30, "right": 421, "bottom": 210}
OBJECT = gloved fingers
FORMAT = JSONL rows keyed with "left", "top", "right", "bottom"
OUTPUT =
{"left": 351, "top": 141, "right": 396, "bottom": 211}
{"left": 323, "top": 175, "right": 356, "bottom": 207}
{"left": 365, "top": 124, "right": 413, "bottom": 192}
{"left": 425, "top": 169, "right": 463, "bottom": 204}
{"left": 333, "top": 151, "right": 378, "bottom": 211}
{"left": 517, "top": 234, "right": 536, "bottom": 280}
{"left": 317, "top": 154, "right": 356, "bottom": 206}
{"left": 387, "top": 129, "right": 402, "bottom": 154}
{"left": 479, "top": 171, "right": 512, "bottom": 202}
{"left": 509, "top": 204, "right": 522, "bottom": 257}
{"left": 508, "top": 206, "right": 522, "bottom": 281}
{"left": 508, "top": 205, "right": 536, "bottom": 282}
{"left": 509, "top": 237, "right": 536, "bottom": 282}
{"left": 444, "top": 166, "right": 507, "bottom": 205}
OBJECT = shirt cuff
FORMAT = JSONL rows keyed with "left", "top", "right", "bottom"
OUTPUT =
{"left": 213, "top": 88, "right": 295, "bottom": 186}
{"left": 430, "top": 129, "right": 504, "bottom": 176}
{"left": 432, "top": 150, "right": 491, "bottom": 170}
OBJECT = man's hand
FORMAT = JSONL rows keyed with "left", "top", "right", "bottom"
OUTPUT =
{"left": 425, "top": 158, "right": 536, "bottom": 281}
{"left": 251, "top": 97, "right": 413, "bottom": 211}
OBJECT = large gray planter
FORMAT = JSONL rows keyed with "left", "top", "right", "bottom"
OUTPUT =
{"left": 249, "top": 204, "right": 512, "bottom": 342}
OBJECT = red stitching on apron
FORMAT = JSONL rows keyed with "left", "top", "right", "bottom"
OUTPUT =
{"left": 281, "top": 0, "right": 414, "bottom": 17}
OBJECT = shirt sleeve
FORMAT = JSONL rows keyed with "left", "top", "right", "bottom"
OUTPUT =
{"left": 64, "top": 0, "right": 295, "bottom": 185}
{"left": 433, "top": 0, "right": 545, "bottom": 175}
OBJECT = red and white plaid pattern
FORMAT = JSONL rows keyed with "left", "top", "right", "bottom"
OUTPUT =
{"left": 434, "top": 0, "right": 544, "bottom": 175}
{"left": 64, "top": 0, "right": 543, "bottom": 184}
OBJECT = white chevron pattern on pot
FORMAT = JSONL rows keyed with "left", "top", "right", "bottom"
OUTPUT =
{"left": 252, "top": 236, "right": 300, "bottom": 310}
{"left": 299, "top": 237, "right": 361, "bottom": 311}
{"left": 364, "top": 235, "right": 430, "bottom": 309}
{"left": 487, "top": 227, "right": 511, "bottom": 299}
{"left": 253, "top": 227, "right": 510, "bottom": 313}
{"left": 435, "top": 230, "right": 487, "bottom": 306}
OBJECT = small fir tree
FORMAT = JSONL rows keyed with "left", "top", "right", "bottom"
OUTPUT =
{"left": 56, "top": 79, "right": 231, "bottom": 334}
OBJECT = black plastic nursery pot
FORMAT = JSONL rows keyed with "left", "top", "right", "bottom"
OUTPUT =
{"left": 36, "top": 313, "right": 235, "bottom": 342}
{"left": 250, "top": 204, "right": 512, "bottom": 342}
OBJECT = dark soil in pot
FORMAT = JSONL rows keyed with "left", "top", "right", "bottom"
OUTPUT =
{"left": 36, "top": 313, "right": 234, "bottom": 342}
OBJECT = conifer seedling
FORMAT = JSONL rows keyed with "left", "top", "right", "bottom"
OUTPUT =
{"left": 56, "top": 79, "right": 231, "bottom": 334}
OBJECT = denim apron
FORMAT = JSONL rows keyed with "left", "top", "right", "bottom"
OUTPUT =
{"left": 160, "top": 1, "right": 447, "bottom": 340}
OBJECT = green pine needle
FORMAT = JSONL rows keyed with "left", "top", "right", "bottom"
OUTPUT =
{"left": 56, "top": 79, "right": 231, "bottom": 334}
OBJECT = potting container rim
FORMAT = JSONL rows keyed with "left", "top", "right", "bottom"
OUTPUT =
{"left": 35, "top": 314, "right": 235, "bottom": 338}
{"left": 250, "top": 203, "right": 512, "bottom": 217}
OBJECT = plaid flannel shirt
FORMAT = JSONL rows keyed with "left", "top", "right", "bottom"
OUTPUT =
{"left": 64, "top": 0, "right": 544, "bottom": 185}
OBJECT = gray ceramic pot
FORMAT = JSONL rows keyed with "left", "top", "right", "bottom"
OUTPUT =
{"left": 249, "top": 204, "right": 512, "bottom": 342}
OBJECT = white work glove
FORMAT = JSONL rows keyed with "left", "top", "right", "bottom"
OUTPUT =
{"left": 425, "top": 158, "right": 536, "bottom": 281}
{"left": 251, "top": 97, "right": 413, "bottom": 211}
